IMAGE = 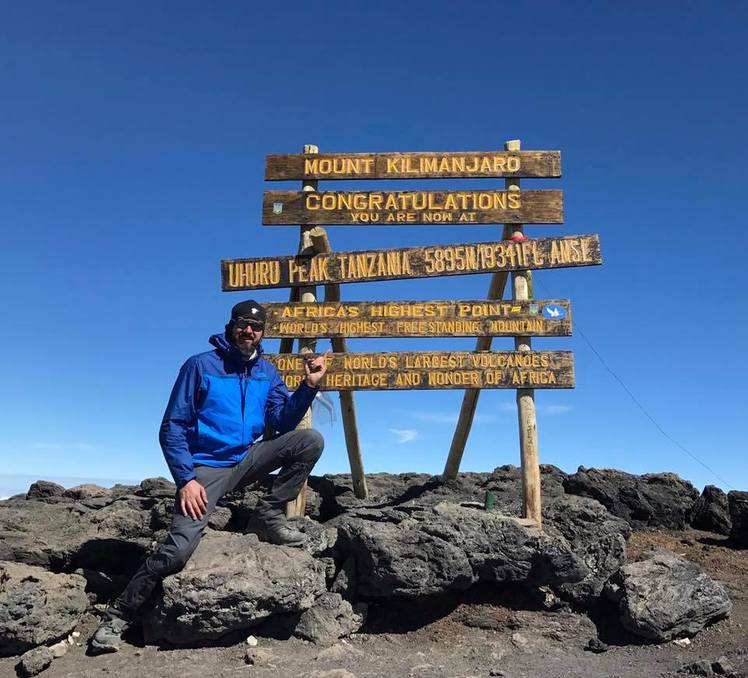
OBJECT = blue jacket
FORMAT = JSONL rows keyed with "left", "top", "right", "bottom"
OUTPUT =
{"left": 159, "top": 332, "right": 318, "bottom": 488}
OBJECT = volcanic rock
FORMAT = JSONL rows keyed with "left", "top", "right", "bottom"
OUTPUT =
{"left": 63, "top": 484, "right": 109, "bottom": 500}
{"left": 315, "top": 466, "right": 567, "bottom": 519}
{"left": 144, "top": 530, "right": 327, "bottom": 645}
{"left": 663, "top": 656, "right": 741, "bottom": 677}
{"left": 332, "top": 502, "right": 587, "bottom": 598}
{"left": 0, "top": 493, "right": 163, "bottom": 573}
{"left": 563, "top": 467, "right": 699, "bottom": 529}
{"left": 25, "top": 481, "right": 65, "bottom": 501}
{"left": 137, "top": 477, "right": 176, "bottom": 498}
{"left": 207, "top": 506, "right": 232, "bottom": 531}
{"left": 727, "top": 491, "right": 748, "bottom": 548}
{"left": 294, "top": 592, "right": 367, "bottom": 644}
{"left": 605, "top": 549, "right": 732, "bottom": 641}
{"left": 218, "top": 482, "right": 272, "bottom": 530}
{"left": 543, "top": 495, "right": 630, "bottom": 606}
{"left": 16, "top": 646, "right": 54, "bottom": 677}
{"left": 330, "top": 556, "right": 357, "bottom": 599}
{"left": 0, "top": 561, "right": 88, "bottom": 657}
{"left": 690, "top": 485, "right": 731, "bottom": 535}
{"left": 245, "top": 646, "right": 275, "bottom": 666}
{"left": 109, "top": 483, "right": 140, "bottom": 499}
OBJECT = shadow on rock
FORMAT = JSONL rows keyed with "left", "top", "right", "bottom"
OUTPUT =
{"left": 70, "top": 538, "right": 148, "bottom": 576}
{"left": 586, "top": 598, "right": 649, "bottom": 648}
{"left": 360, "top": 582, "right": 559, "bottom": 635}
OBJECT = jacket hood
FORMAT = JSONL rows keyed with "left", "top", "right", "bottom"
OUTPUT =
{"left": 209, "top": 332, "right": 264, "bottom": 360}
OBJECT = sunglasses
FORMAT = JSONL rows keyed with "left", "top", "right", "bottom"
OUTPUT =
{"left": 234, "top": 317, "right": 265, "bottom": 331}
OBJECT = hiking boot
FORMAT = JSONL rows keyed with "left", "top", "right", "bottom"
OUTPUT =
{"left": 245, "top": 509, "right": 306, "bottom": 546}
{"left": 89, "top": 615, "right": 131, "bottom": 654}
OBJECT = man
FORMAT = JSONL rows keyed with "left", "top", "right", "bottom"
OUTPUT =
{"left": 90, "top": 299, "right": 328, "bottom": 654}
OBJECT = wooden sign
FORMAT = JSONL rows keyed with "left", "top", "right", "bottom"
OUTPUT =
{"left": 222, "top": 234, "right": 601, "bottom": 291}
{"left": 266, "top": 351, "right": 574, "bottom": 391}
{"left": 262, "top": 190, "right": 563, "bottom": 225}
{"left": 265, "top": 151, "right": 561, "bottom": 181}
{"left": 262, "top": 300, "right": 572, "bottom": 338}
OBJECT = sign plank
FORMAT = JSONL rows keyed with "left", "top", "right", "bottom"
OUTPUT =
{"left": 266, "top": 351, "right": 574, "bottom": 391}
{"left": 265, "top": 151, "right": 561, "bottom": 181}
{"left": 263, "top": 299, "right": 572, "bottom": 338}
{"left": 262, "top": 190, "right": 563, "bottom": 225}
{"left": 221, "top": 234, "right": 601, "bottom": 291}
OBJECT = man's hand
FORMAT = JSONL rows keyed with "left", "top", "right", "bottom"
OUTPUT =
{"left": 179, "top": 479, "right": 208, "bottom": 521}
{"left": 304, "top": 351, "right": 330, "bottom": 389}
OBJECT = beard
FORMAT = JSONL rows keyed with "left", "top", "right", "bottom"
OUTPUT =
{"left": 233, "top": 332, "right": 260, "bottom": 359}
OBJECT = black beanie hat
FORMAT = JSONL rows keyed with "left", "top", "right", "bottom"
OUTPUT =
{"left": 230, "top": 299, "right": 267, "bottom": 323}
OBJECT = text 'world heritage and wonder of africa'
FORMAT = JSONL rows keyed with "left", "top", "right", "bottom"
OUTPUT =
{"left": 265, "top": 351, "right": 574, "bottom": 391}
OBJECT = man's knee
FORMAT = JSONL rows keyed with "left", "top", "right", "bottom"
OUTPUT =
{"left": 148, "top": 537, "right": 198, "bottom": 577}
{"left": 297, "top": 428, "right": 324, "bottom": 463}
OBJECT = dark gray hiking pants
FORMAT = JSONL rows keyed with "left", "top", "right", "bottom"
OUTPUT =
{"left": 109, "top": 428, "right": 323, "bottom": 620}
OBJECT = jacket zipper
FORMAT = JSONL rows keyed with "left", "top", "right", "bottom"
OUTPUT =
{"left": 239, "top": 363, "right": 248, "bottom": 462}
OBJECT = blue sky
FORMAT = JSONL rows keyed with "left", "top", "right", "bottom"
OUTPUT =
{"left": 1, "top": 1, "right": 746, "bottom": 497}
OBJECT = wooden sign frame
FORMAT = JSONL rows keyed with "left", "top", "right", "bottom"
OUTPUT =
{"left": 221, "top": 140, "right": 601, "bottom": 525}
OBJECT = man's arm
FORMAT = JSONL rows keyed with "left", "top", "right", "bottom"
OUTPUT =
{"left": 160, "top": 357, "right": 210, "bottom": 520}
{"left": 159, "top": 357, "right": 201, "bottom": 488}
{"left": 264, "top": 354, "right": 329, "bottom": 433}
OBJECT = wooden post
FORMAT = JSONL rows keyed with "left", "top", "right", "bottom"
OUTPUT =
{"left": 286, "top": 144, "right": 318, "bottom": 519}
{"left": 507, "top": 141, "right": 542, "bottom": 527}
{"left": 442, "top": 139, "right": 517, "bottom": 480}
{"left": 308, "top": 228, "right": 368, "bottom": 499}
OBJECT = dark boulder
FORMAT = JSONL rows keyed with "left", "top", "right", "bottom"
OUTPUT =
{"left": 605, "top": 549, "right": 731, "bottom": 642}
{"left": 690, "top": 485, "right": 731, "bottom": 535}
{"left": 331, "top": 502, "right": 587, "bottom": 598}
{"left": 0, "top": 496, "right": 156, "bottom": 573}
{"left": 16, "top": 646, "right": 54, "bottom": 677}
{"left": 564, "top": 467, "right": 699, "bottom": 529}
{"left": 294, "top": 592, "right": 367, "bottom": 644}
{"left": 0, "top": 561, "right": 88, "bottom": 657}
{"left": 727, "top": 491, "right": 748, "bottom": 548}
{"left": 144, "top": 530, "right": 327, "bottom": 645}
{"left": 109, "top": 483, "right": 140, "bottom": 499}
{"left": 25, "top": 481, "right": 65, "bottom": 501}
{"left": 137, "top": 477, "right": 176, "bottom": 498}
{"left": 543, "top": 495, "right": 630, "bottom": 607}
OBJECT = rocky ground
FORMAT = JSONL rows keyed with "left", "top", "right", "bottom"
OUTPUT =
{"left": 1, "top": 468, "right": 746, "bottom": 678}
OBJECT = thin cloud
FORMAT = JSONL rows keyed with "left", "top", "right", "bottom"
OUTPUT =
{"left": 31, "top": 442, "right": 94, "bottom": 451}
{"left": 389, "top": 428, "right": 419, "bottom": 444}
{"left": 541, "top": 404, "right": 573, "bottom": 415}
{"left": 409, "top": 411, "right": 497, "bottom": 424}
{"left": 496, "top": 403, "right": 572, "bottom": 415}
